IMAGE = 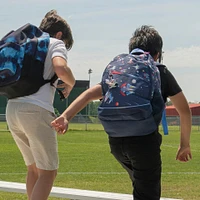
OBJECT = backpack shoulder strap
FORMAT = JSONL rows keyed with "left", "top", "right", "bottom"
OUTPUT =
{"left": 156, "top": 63, "right": 168, "bottom": 74}
{"left": 49, "top": 74, "right": 58, "bottom": 85}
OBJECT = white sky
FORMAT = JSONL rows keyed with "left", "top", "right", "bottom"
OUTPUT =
{"left": 1, "top": 0, "right": 200, "bottom": 102}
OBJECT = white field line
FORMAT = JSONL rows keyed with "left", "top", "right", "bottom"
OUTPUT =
{"left": 0, "top": 145, "right": 198, "bottom": 176}
{"left": 0, "top": 171, "right": 200, "bottom": 175}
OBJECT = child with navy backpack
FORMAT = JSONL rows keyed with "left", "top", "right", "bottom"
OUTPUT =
{"left": 51, "top": 25, "right": 192, "bottom": 200}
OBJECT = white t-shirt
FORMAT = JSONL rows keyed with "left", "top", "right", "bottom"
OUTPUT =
{"left": 8, "top": 38, "right": 68, "bottom": 113}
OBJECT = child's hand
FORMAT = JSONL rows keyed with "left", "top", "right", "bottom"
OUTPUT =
{"left": 51, "top": 115, "right": 69, "bottom": 135}
{"left": 176, "top": 146, "right": 192, "bottom": 162}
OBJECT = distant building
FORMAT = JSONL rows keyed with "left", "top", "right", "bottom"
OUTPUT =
{"left": 54, "top": 80, "right": 89, "bottom": 115}
{"left": 0, "top": 96, "right": 7, "bottom": 114}
{"left": 165, "top": 104, "right": 200, "bottom": 125}
{"left": 166, "top": 104, "right": 200, "bottom": 116}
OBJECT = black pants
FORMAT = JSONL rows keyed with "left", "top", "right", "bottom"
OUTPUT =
{"left": 109, "top": 131, "right": 162, "bottom": 200}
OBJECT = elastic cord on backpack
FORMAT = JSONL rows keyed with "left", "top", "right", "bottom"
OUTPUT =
{"left": 130, "top": 48, "right": 145, "bottom": 54}
{"left": 49, "top": 74, "right": 65, "bottom": 101}
{"left": 55, "top": 88, "right": 65, "bottom": 101}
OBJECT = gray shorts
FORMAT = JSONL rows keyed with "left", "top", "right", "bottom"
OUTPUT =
{"left": 6, "top": 102, "right": 59, "bottom": 170}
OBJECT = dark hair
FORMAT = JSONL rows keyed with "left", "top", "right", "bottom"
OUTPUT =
{"left": 129, "top": 25, "right": 163, "bottom": 59}
{"left": 39, "top": 10, "right": 74, "bottom": 50}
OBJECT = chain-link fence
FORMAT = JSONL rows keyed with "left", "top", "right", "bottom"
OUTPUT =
{"left": 1, "top": 114, "right": 200, "bottom": 131}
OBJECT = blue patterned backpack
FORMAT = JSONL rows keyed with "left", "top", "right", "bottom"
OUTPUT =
{"left": 0, "top": 23, "right": 56, "bottom": 99}
{"left": 98, "top": 49, "right": 165, "bottom": 137}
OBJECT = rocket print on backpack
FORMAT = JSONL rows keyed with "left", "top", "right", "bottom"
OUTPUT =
{"left": 98, "top": 48, "right": 165, "bottom": 137}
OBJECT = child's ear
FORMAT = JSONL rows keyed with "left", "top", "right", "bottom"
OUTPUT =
{"left": 153, "top": 52, "right": 160, "bottom": 62}
{"left": 55, "top": 31, "right": 62, "bottom": 39}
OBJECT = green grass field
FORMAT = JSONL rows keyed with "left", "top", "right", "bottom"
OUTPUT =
{"left": 0, "top": 122, "right": 200, "bottom": 200}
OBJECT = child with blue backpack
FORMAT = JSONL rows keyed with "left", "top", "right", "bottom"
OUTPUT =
{"left": 51, "top": 25, "right": 192, "bottom": 200}
{"left": 5, "top": 10, "right": 75, "bottom": 200}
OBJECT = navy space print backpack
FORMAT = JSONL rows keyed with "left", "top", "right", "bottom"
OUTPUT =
{"left": 0, "top": 23, "right": 56, "bottom": 99}
{"left": 98, "top": 49, "right": 165, "bottom": 137}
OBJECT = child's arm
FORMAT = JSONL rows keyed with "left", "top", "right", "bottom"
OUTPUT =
{"left": 53, "top": 57, "right": 75, "bottom": 98}
{"left": 170, "top": 91, "right": 192, "bottom": 162}
{"left": 51, "top": 84, "right": 103, "bottom": 134}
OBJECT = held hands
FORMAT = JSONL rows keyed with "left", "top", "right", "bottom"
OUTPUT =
{"left": 176, "top": 146, "right": 192, "bottom": 162}
{"left": 51, "top": 115, "right": 69, "bottom": 135}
